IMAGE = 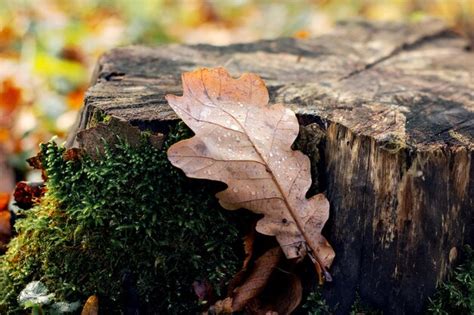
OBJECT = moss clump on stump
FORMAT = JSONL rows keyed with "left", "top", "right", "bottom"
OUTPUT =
{"left": 0, "top": 124, "right": 244, "bottom": 314}
{"left": 428, "top": 246, "right": 474, "bottom": 314}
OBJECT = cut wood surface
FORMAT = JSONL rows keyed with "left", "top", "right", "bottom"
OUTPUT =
{"left": 68, "top": 20, "right": 473, "bottom": 315}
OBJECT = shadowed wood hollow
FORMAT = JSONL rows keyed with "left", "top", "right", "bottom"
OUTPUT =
{"left": 68, "top": 20, "right": 473, "bottom": 315}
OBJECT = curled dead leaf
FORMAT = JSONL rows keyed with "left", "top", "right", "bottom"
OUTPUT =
{"left": 214, "top": 246, "right": 302, "bottom": 315}
{"left": 27, "top": 152, "right": 47, "bottom": 181}
{"left": 81, "top": 295, "right": 99, "bottom": 315}
{"left": 245, "top": 272, "right": 302, "bottom": 315}
{"left": 166, "top": 67, "right": 334, "bottom": 279}
{"left": 242, "top": 222, "right": 257, "bottom": 270}
{"left": 232, "top": 247, "right": 282, "bottom": 311}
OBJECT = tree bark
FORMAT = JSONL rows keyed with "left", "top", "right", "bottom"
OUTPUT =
{"left": 68, "top": 20, "right": 474, "bottom": 315}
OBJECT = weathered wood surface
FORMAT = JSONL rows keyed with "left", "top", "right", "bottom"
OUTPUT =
{"left": 68, "top": 20, "right": 473, "bottom": 314}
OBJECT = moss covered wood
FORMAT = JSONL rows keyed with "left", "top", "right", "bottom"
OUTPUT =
{"left": 66, "top": 20, "right": 474, "bottom": 314}
{"left": 0, "top": 125, "right": 248, "bottom": 314}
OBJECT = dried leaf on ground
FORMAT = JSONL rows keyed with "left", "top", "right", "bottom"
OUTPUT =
{"left": 81, "top": 295, "right": 99, "bottom": 315}
{"left": 227, "top": 223, "right": 257, "bottom": 296}
{"left": 231, "top": 247, "right": 282, "bottom": 311}
{"left": 213, "top": 247, "right": 302, "bottom": 315}
{"left": 167, "top": 67, "right": 334, "bottom": 277}
{"left": 246, "top": 272, "right": 302, "bottom": 315}
{"left": 27, "top": 152, "right": 47, "bottom": 181}
{"left": 242, "top": 227, "right": 256, "bottom": 270}
{"left": 13, "top": 181, "right": 45, "bottom": 210}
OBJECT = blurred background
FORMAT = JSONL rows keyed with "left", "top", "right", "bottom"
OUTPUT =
{"left": 0, "top": 0, "right": 473, "bottom": 191}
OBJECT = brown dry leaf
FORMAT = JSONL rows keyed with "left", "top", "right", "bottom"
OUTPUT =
{"left": 246, "top": 272, "right": 302, "bottom": 315}
{"left": 242, "top": 222, "right": 257, "bottom": 270}
{"left": 27, "top": 152, "right": 47, "bottom": 181}
{"left": 211, "top": 248, "right": 282, "bottom": 314}
{"left": 13, "top": 181, "right": 45, "bottom": 210}
{"left": 81, "top": 295, "right": 99, "bottom": 315}
{"left": 228, "top": 247, "right": 282, "bottom": 312}
{"left": 232, "top": 247, "right": 282, "bottom": 311}
{"left": 227, "top": 224, "right": 257, "bottom": 296}
{"left": 167, "top": 67, "right": 335, "bottom": 277}
{"left": 26, "top": 152, "right": 43, "bottom": 170}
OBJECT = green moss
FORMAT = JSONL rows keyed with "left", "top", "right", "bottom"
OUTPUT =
{"left": 88, "top": 109, "right": 111, "bottom": 128}
{"left": 427, "top": 245, "right": 474, "bottom": 315}
{"left": 301, "top": 288, "right": 382, "bottom": 315}
{"left": 0, "top": 123, "right": 245, "bottom": 314}
{"left": 301, "top": 288, "right": 331, "bottom": 315}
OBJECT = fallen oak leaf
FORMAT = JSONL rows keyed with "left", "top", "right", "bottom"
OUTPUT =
{"left": 213, "top": 247, "right": 302, "bottom": 315}
{"left": 245, "top": 272, "right": 302, "bottom": 315}
{"left": 166, "top": 67, "right": 335, "bottom": 279}
{"left": 242, "top": 225, "right": 256, "bottom": 270}
{"left": 232, "top": 247, "right": 282, "bottom": 311}
{"left": 227, "top": 221, "right": 258, "bottom": 296}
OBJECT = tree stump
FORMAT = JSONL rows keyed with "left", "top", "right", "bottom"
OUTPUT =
{"left": 68, "top": 20, "right": 473, "bottom": 314}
